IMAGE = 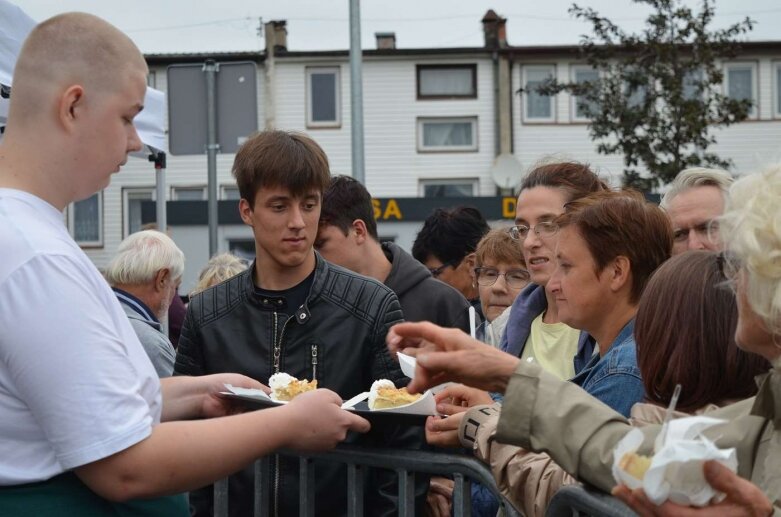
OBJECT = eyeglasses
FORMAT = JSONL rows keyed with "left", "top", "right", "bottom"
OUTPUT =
{"left": 428, "top": 261, "right": 456, "bottom": 278}
{"left": 474, "top": 267, "right": 531, "bottom": 289}
{"left": 509, "top": 221, "right": 558, "bottom": 241}
{"left": 673, "top": 219, "right": 720, "bottom": 245}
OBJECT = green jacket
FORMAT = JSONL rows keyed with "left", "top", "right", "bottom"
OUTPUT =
{"left": 495, "top": 361, "right": 781, "bottom": 514}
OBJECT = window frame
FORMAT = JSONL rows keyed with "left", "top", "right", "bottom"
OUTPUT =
{"left": 171, "top": 186, "right": 206, "bottom": 201}
{"left": 416, "top": 116, "right": 479, "bottom": 153}
{"left": 521, "top": 64, "right": 557, "bottom": 124}
{"left": 122, "top": 187, "right": 156, "bottom": 238}
{"left": 723, "top": 61, "right": 759, "bottom": 119}
{"left": 305, "top": 66, "right": 341, "bottom": 128}
{"left": 682, "top": 67, "right": 705, "bottom": 102}
{"left": 773, "top": 61, "right": 781, "bottom": 119}
{"left": 419, "top": 178, "right": 479, "bottom": 197}
{"left": 221, "top": 185, "right": 241, "bottom": 200}
{"left": 67, "top": 191, "right": 104, "bottom": 248}
{"left": 570, "top": 64, "right": 600, "bottom": 122}
{"left": 416, "top": 64, "right": 478, "bottom": 100}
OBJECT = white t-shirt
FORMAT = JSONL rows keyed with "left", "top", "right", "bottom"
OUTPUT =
{"left": 0, "top": 189, "right": 162, "bottom": 484}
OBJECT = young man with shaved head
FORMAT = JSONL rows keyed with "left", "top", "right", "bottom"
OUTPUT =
{"left": 0, "top": 12, "right": 368, "bottom": 516}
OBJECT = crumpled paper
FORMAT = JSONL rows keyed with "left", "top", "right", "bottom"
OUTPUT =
{"left": 612, "top": 416, "right": 738, "bottom": 506}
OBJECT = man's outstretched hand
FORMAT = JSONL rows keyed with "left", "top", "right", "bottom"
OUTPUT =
{"left": 387, "top": 321, "right": 520, "bottom": 394}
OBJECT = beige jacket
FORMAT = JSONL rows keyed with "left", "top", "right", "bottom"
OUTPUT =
{"left": 489, "top": 361, "right": 781, "bottom": 515}
{"left": 459, "top": 400, "right": 727, "bottom": 516}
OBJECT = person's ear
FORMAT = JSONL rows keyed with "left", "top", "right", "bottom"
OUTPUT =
{"left": 608, "top": 256, "right": 631, "bottom": 293}
{"left": 352, "top": 219, "right": 368, "bottom": 244}
{"left": 239, "top": 198, "right": 254, "bottom": 227}
{"left": 463, "top": 252, "right": 476, "bottom": 272}
{"left": 58, "top": 85, "right": 85, "bottom": 132}
{"left": 154, "top": 268, "right": 170, "bottom": 293}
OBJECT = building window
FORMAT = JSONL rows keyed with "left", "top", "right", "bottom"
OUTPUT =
{"left": 522, "top": 65, "right": 556, "bottom": 123}
{"left": 417, "top": 117, "right": 478, "bottom": 152}
{"left": 172, "top": 187, "right": 206, "bottom": 201}
{"left": 228, "top": 239, "right": 257, "bottom": 262}
{"left": 123, "top": 187, "right": 155, "bottom": 237}
{"left": 571, "top": 65, "right": 599, "bottom": 121}
{"left": 683, "top": 68, "right": 703, "bottom": 101}
{"left": 420, "top": 179, "right": 477, "bottom": 197}
{"left": 416, "top": 64, "right": 477, "bottom": 99}
{"left": 147, "top": 71, "right": 156, "bottom": 89}
{"left": 222, "top": 186, "right": 241, "bottom": 200}
{"left": 306, "top": 67, "right": 340, "bottom": 128}
{"left": 623, "top": 67, "right": 649, "bottom": 108}
{"left": 68, "top": 191, "right": 103, "bottom": 247}
{"left": 724, "top": 62, "right": 757, "bottom": 118}
{"left": 774, "top": 62, "right": 781, "bottom": 118}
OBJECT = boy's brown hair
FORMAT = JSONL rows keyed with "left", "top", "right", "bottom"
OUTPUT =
{"left": 232, "top": 130, "right": 331, "bottom": 206}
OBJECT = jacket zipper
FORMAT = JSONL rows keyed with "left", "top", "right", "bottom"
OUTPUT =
{"left": 311, "top": 344, "right": 318, "bottom": 380}
{"left": 272, "top": 312, "right": 295, "bottom": 517}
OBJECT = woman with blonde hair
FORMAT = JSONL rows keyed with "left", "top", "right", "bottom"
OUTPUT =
{"left": 190, "top": 253, "right": 248, "bottom": 297}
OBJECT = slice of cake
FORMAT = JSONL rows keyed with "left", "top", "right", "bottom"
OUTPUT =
{"left": 269, "top": 372, "right": 317, "bottom": 401}
{"left": 368, "top": 379, "right": 422, "bottom": 410}
{"left": 619, "top": 451, "right": 652, "bottom": 480}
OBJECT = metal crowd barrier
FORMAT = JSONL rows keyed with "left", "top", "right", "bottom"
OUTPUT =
{"left": 546, "top": 485, "right": 636, "bottom": 517}
{"left": 212, "top": 444, "right": 523, "bottom": 517}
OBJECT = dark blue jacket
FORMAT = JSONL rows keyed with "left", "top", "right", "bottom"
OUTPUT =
{"left": 500, "top": 284, "right": 595, "bottom": 374}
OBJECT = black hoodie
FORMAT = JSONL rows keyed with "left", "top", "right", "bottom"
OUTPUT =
{"left": 382, "top": 242, "right": 472, "bottom": 333}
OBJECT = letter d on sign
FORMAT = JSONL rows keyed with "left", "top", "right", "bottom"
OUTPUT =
{"left": 502, "top": 197, "right": 516, "bottom": 219}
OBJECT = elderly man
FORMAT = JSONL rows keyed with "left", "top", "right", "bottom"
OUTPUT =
{"left": 105, "top": 230, "right": 183, "bottom": 377}
{"left": 660, "top": 167, "right": 732, "bottom": 255}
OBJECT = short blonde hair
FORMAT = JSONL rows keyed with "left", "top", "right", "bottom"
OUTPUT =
{"left": 720, "top": 165, "right": 781, "bottom": 335}
{"left": 191, "top": 253, "right": 248, "bottom": 296}
{"left": 105, "top": 230, "right": 184, "bottom": 286}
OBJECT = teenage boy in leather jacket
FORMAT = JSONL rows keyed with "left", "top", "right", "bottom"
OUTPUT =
{"left": 175, "top": 130, "right": 424, "bottom": 516}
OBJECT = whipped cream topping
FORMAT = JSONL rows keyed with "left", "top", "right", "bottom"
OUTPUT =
{"left": 368, "top": 379, "right": 395, "bottom": 409}
{"left": 269, "top": 372, "right": 296, "bottom": 392}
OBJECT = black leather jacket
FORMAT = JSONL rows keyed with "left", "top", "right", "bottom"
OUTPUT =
{"left": 175, "top": 253, "right": 422, "bottom": 516}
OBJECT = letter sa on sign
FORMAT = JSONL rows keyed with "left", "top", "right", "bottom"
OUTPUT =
{"left": 372, "top": 199, "right": 403, "bottom": 220}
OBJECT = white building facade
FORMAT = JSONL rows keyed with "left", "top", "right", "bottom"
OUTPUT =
{"left": 66, "top": 12, "right": 781, "bottom": 292}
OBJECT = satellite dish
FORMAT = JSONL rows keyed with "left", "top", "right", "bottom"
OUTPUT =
{"left": 490, "top": 153, "right": 522, "bottom": 189}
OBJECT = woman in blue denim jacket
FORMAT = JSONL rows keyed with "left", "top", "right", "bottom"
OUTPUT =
{"left": 543, "top": 190, "right": 673, "bottom": 416}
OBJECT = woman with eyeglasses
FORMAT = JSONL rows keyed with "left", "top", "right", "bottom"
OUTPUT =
{"left": 472, "top": 228, "right": 531, "bottom": 348}
{"left": 502, "top": 161, "right": 608, "bottom": 381}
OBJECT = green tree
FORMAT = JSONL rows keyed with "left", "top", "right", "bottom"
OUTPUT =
{"left": 531, "top": 0, "right": 754, "bottom": 189}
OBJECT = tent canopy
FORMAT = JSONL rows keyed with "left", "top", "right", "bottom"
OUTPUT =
{"left": 0, "top": 0, "right": 167, "bottom": 154}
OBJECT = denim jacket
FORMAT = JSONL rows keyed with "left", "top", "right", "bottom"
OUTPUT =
{"left": 569, "top": 319, "right": 643, "bottom": 418}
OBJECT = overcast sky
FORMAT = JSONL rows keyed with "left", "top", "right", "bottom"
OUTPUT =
{"left": 20, "top": 0, "right": 781, "bottom": 54}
